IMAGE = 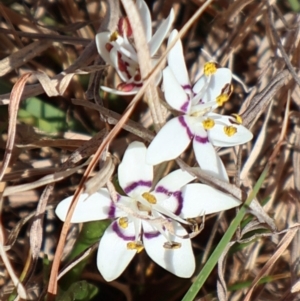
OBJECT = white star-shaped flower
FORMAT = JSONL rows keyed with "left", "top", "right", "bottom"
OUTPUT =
{"left": 95, "top": 0, "right": 174, "bottom": 95}
{"left": 146, "top": 30, "right": 253, "bottom": 181}
{"left": 56, "top": 141, "right": 240, "bottom": 281}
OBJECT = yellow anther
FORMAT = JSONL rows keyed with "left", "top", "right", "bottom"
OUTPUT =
{"left": 142, "top": 192, "right": 157, "bottom": 204}
{"left": 118, "top": 217, "right": 128, "bottom": 229}
{"left": 231, "top": 114, "right": 243, "bottom": 124}
{"left": 127, "top": 241, "right": 144, "bottom": 253}
{"left": 224, "top": 126, "right": 237, "bottom": 137}
{"left": 163, "top": 241, "right": 182, "bottom": 250}
{"left": 202, "top": 118, "right": 215, "bottom": 130}
{"left": 110, "top": 31, "right": 119, "bottom": 42}
{"left": 204, "top": 62, "right": 217, "bottom": 76}
{"left": 216, "top": 94, "right": 230, "bottom": 107}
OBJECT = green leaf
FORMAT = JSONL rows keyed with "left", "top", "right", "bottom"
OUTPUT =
{"left": 18, "top": 97, "right": 68, "bottom": 133}
{"left": 59, "top": 220, "right": 110, "bottom": 290}
{"left": 288, "top": 0, "right": 300, "bottom": 11}
{"left": 56, "top": 280, "right": 98, "bottom": 301}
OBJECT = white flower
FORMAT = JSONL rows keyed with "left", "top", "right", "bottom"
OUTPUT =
{"left": 146, "top": 30, "right": 253, "bottom": 181}
{"left": 55, "top": 141, "right": 240, "bottom": 281}
{"left": 95, "top": 0, "right": 174, "bottom": 95}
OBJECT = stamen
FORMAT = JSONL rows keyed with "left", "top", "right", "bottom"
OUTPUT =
{"left": 110, "top": 31, "right": 119, "bottom": 42}
{"left": 163, "top": 241, "right": 182, "bottom": 249}
{"left": 204, "top": 62, "right": 217, "bottom": 76}
{"left": 127, "top": 241, "right": 144, "bottom": 253}
{"left": 142, "top": 192, "right": 157, "bottom": 204}
{"left": 231, "top": 114, "right": 243, "bottom": 124}
{"left": 118, "top": 217, "right": 128, "bottom": 229}
{"left": 216, "top": 93, "right": 230, "bottom": 106}
{"left": 224, "top": 126, "right": 237, "bottom": 137}
{"left": 202, "top": 118, "right": 215, "bottom": 130}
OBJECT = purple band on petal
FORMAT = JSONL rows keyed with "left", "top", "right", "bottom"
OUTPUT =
{"left": 108, "top": 202, "right": 116, "bottom": 218}
{"left": 124, "top": 180, "right": 152, "bottom": 195}
{"left": 180, "top": 100, "right": 190, "bottom": 113}
{"left": 155, "top": 186, "right": 183, "bottom": 215}
{"left": 178, "top": 116, "right": 193, "bottom": 139}
{"left": 107, "top": 194, "right": 121, "bottom": 218}
{"left": 182, "top": 84, "right": 192, "bottom": 91}
{"left": 112, "top": 221, "right": 135, "bottom": 241}
{"left": 172, "top": 191, "right": 183, "bottom": 215}
{"left": 143, "top": 230, "right": 160, "bottom": 239}
{"left": 194, "top": 135, "right": 209, "bottom": 144}
{"left": 155, "top": 185, "right": 169, "bottom": 195}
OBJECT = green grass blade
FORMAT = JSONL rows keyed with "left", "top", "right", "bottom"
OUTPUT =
{"left": 181, "top": 167, "right": 269, "bottom": 301}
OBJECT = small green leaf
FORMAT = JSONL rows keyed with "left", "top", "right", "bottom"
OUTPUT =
{"left": 56, "top": 280, "right": 98, "bottom": 301}
{"left": 18, "top": 97, "right": 68, "bottom": 133}
{"left": 288, "top": 0, "right": 300, "bottom": 11}
{"left": 59, "top": 220, "right": 110, "bottom": 290}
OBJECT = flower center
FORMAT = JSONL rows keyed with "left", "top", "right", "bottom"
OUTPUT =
{"left": 142, "top": 192, "right": 157, "bottom": 204}
{"left": 204, "top": 62, "right": 217, "bottom": 76}
{"left": 224, "top": 126, "right": 237, "bottom": 137}
{"left": 127, "top": 241, "right": 144, "bottom": 253}
{"left": 118, "top": 217, "right": 128, "bottom": 229}
{"left": 202, "top": 118, "right": 215, "bottom": 130}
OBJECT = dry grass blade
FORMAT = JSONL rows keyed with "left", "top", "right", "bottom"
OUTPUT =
{"left": 71, "top": 99, "right": 154, "bottom": 141}
{"left": 243, "top": 226, "right": 299, "bottom": 301}
{"left": 217, "top": 241, "right": 235, "bottom": 301}
{"left": 29, "top": 184, "right": 53, "bottom": 260}
{"left": 0, "top": 41, "right": 52, "bottom": 77}
{"left": 28, "top": 185, "right": 54, "bottom": 278}
{"left": 3, "top": 160, "right": 90, "bottom": 196}
{"left": 240, "top": 69, "right": 289, "bottom": 130}
{"left": 0, "top": 235, "right": 28, "bottom": 299}
{"left": 0, "top": 73, "right": 31, "bottom": 181}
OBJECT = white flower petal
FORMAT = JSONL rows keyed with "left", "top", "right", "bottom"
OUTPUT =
{"left": 208, "top": 115, "right": 253, "bottom": 147}
{"left": 146, "top": 116, "right": 194, "bottom": 165}
{"left": 136, "top": 0, "right": 152, "bottom": 42}
{"left": 110, "top": 48, "right": 129, "bottom": 82}
{"left": 114, "top": 36, "right": 138, "bottom": 62}
{"left": 118, "top": 141, "right": 153, "bottom": 197}
{"left": 180, "top": 183, "right": 241, "bottom": 217}
{"left": 149, "top": 9, "right": 175, "bottom": 56}
{"left": 192, "top": 75, "right": 208, "bottom": 96}
{"left": 100, "top": 85, "right": 140, "bottom": 95}
{"left": 55, "top": 190, "right": 116, "bottom": 223}
{"left": 200, "top": 68, "right": 232, "bottom": 103}
{"left": 97, "top": 220, "right": 138, "bottom": 281}
{"left": 192, "top": 127, "right": 229, "bottom": 181}
{"left": 95, "top": 32, "right": 113, "bottom": 66}
{"left": 154, "top": 169, "right": 195, "bottom": 202}
{"left": 163, "top": 67, "right": 191, "bottom": 113}
{"left": 143, "top": 221, "right": 195, "bottom": 278}
{"left": 167, "top": 29, "right": 191, "bottom": 89}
